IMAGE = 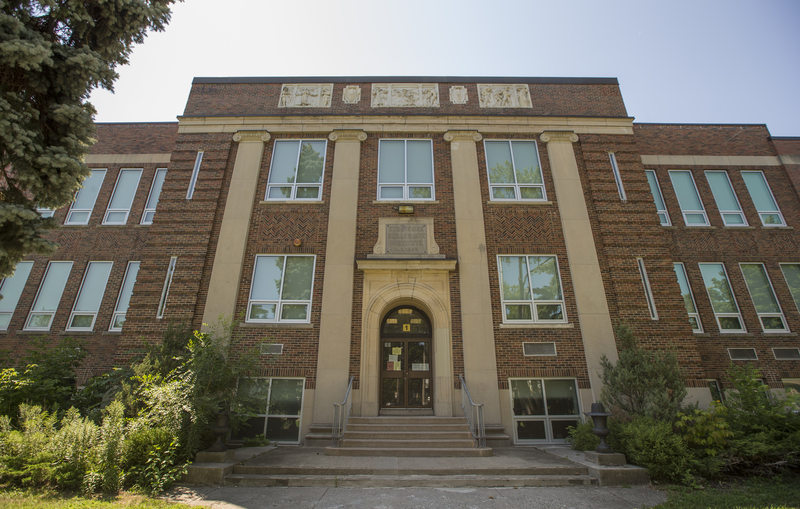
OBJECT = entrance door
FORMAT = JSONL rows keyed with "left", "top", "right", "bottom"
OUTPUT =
{"left": 380, "top": 307, "right": 433, "bottom": 408}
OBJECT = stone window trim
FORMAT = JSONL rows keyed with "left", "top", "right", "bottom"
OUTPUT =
{"left": 484, "top": 139, "right": 547, "bottom": 202}
{"left": 377, "top": 139, "right": 435, "bottom": 202}
{"left": 265, "top": 139, "right": 328, "bottom": 201}
{"left": 739, "top": 263, "right": 790, "bottom": 333}
{"left": 698, "top": 262, "right": 746, "bottom": 333}
{"left": 65, "top": 169, "right": 107, "bottom": 225}
{"left": 110, "top": 261, "right": 140, "bottom": 332}
{"left": 67, "top": 261, "right": 113, "bottom": 332}
{"left": 24, "top": 261, "right": 73, "bottom": 331}
{"left": 741, "top": 171, "right": 786, "bottom": 227}
{"left": 141, "top": 168, "right": 167, "bottom": 225}
{"left": 0, "top": 261, "right": 34, "bottom": 331}
{"left": 668, "top": 170, "right": 710, "bottom": 227}
{"left": 497, "top": 254, "right": 567, "bottom": 325}
{"left": 705, "top": 170, "right": 748, "bottom": 227}
{"left": 246, "top": 254, "right": 317, "bottom": 324}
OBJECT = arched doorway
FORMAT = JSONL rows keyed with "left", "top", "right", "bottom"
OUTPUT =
{"left": 379, "top": 306, "right": 433, "bottom": 409}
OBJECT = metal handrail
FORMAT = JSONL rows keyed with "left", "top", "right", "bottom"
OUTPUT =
{"left": 459, "top": 375, "right": 486, "bottom": 448}
{"left": 331, "top": 376, "right": 354, "bottom": 447}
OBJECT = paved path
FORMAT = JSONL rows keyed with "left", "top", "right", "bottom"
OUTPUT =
{"left": 165, "top": 485, "right": 667, "bottom": 508}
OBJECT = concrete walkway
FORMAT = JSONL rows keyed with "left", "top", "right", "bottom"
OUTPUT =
{"left": 165, "top": 485, "right": 668, "bottom": 508}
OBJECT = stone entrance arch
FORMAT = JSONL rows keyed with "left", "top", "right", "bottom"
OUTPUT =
{"left": 356, "top": 260, "right": 457, "bottom": 417}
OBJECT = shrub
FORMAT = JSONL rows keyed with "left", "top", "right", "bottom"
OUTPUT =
{"left": 49, "top": 407, "right": 98, "bottom": 489}
{"left": 600, "top": 324, "right": 687, "bottom": 422}
{"left": 675, "top": 404, "right": 733, "bottom": 478}
{"left": 566, "top": 421, "right": 600, "bottom": 451}
{"left": 0, "top": 405, "right": 58, "bottom": 487}
{"left": 610, "top": 416, "right": 694, "bottom": 483}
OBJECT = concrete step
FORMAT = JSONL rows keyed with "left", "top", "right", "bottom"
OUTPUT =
{"left": 224, "top": 473, "right": 598, "bottom": 488}
{"left": 348, "top": 416, "right": 468, "bottom": 425}
{"left": 233, "top": 464, "right": 590, "bottom": 476}
{"left": 323, "top": 446, "right": 493, "bottom": 457}
{"left": 344, "top": 430, "right": 474, "bottom": 440}
{"left": 341, "top": 439, "right": 476, "bottom": 449}
{"left": 347, "top": 423, "right": 470, "bottom": 432}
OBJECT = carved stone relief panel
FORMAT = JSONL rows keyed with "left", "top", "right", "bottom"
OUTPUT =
{"left": 278, "top": 84, "right": 333, "bottom": 108}
{"left": 449, "top": 86, "right": 468, "bottom": 104}
{"left": 342, "top": 85, "right": 361, "bottom": 104}
{"left": 371, "top": 83, "right": 440, "bottom": 108}
{"left": 477, "top": 84, "right": 532, "bottom": 108}
{"left": 370, "top": 217, "right": 443, "bottom": 258}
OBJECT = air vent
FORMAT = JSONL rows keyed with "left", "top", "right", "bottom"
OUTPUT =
{"left": 728, "top": 348, "right": 757, "bottom": 361}
{"left": 261, "top": 343, "right": 283, "bottom": 355}
{"left": 773, "top": 348, "right": 800, "bottom": 360}
{"left": 523, "top": 342, "right": 557, "bottom": 357}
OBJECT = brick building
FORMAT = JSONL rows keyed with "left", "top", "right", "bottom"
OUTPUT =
{"left": 2, "top": 77, "right": 799, "bottom": 447}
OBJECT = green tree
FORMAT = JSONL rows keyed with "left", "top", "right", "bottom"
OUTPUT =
{"left": 0, "top": 0, "right": 176, "bottom": 278}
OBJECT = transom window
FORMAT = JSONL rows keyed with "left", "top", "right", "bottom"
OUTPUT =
{"left": 377, "top": 139, "right": 434, "bottom": 200}
{"left": 741, "top": 171, "right": 786, "bottom": 226}
{"left": 67, "top": 261, "right": 113, "bottom": 331}
{"left": 484, "top": 140, "right": 545, "bottom": 201}
{"left": 740, "top": 263, "right": 788, "bottom": 332}
{"left": 103, "top": 169, "right": 142, "bottom": 225}
{"left": 669, "top": 170, "right": 709, "bottom": 226}
{"left": 645, "top": 170, "right": 670, "bottom": 226}
{"left": 266, "top": 140, "right": 327, "bottom": 200}
{"left": 247, "top": 255, "right": 316, "bottom": 323}
{"left": 705, "top": 171, "right": 747, "bottom": 226}
{"left": 0, "top": 261, "right": 34, "bottom": 330}
{"left": 510, "top": 378, "right": 580, "bottom": 443}
{"left": 498, "top": 255, "right": 565, "bottom": 323}
{"left": 699, "top": 263, "right": 745, "bottom": 332}
{"left": 65, "top": 169, "right": 106, "bottom": 225}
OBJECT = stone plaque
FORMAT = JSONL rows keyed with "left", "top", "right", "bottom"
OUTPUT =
{"left": 386, "top": 224, "right": 427, "bottom": 255}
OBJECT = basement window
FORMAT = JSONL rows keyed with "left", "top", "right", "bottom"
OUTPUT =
{"left": 234, "top": 378, "right": 304, "bottom": 443}
{"left": 522, "top": 342, "right": 557, "bottom": 357}
{"left": 728, "top": 348, "right": 758, "bottom": 361}
{"left": 773, "top": 348, "right": 800, "bottom": 360}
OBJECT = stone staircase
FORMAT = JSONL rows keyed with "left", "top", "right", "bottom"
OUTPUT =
{"left": 323, "top": 416, "right": 493, "bottom": 457}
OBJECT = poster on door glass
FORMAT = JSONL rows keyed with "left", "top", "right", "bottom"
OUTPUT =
{"left": 412, "top": 363, "right": 429, "bottom": 371}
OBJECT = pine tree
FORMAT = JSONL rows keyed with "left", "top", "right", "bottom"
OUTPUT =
{"left": 0, "top": 0, "right": 176, "bottom": 277}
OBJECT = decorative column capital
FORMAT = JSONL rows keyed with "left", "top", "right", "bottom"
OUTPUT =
{"left": 328, "top": 130, "right": 367, "bottom": 142}
{"left": 444, "top": 130, "right": 482, "bottom": 143}
{"left": 233, "top": 131, "right": 270, "bottom": 143}
{"left": 539, "top": 131, "right": 579, "bottom": 144}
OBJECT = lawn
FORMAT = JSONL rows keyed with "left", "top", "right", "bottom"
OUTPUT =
{"left": 654, "top": 475, "right": 800, "bottom": 509}
{"left": 0, "top": 490, "right": 183, "bottom": 509}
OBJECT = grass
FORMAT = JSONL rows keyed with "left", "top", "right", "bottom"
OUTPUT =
{"left": 653, "top": 475, "right": 800, "bottom": 508}
{"left": 0, "top": 489, "right": 183, "bottom": 508}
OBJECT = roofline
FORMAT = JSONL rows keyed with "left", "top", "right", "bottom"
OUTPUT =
{"left": 634, "top": 122, "right": 768, "bottom": 128}
{"left": 191, "top": 76, "right": 619, "bottom": 85}
{"left": 95, "top": 121, "right": 179, "bottom": 125}
{"left": 771, "top": 136, "right": 800, "bottom": 141}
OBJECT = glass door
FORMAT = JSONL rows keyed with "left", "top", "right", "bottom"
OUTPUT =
{"left": 379, "top": 306, "right": 433, "bottom": 409}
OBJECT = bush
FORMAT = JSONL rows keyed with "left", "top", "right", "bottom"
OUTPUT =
{"left": 675, "top": 404, "right": 733, "bottom": 478}
{"left": 566, "top": 421, "right": 600, "bottom": 451}
{"left": 609, "top": 416, "right": 694, "bottom": 483}
{"left": 600, "top": 324, "right": 687, "bottom": 423}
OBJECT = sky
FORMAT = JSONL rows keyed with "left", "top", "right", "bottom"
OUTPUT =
{"left": 89, "top": 0, "right": 800, "bottom": 137}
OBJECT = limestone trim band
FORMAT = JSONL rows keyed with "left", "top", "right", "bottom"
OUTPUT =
{"left": 328, "top": 130, "right": 368, "bottom": 142}
{"left": 233, "top": 131, "right": 271, "bottom": 142}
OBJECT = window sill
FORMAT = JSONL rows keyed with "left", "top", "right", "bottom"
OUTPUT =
{"left": 62, "top": 224, "right": 88, "bottom": 227}
{"left": 683, "top": 226, "right": 716, "bottom": 230}
{"left": 60, "top": 331, "right": 96, "bottom": 335}
{"left": 762, "top": 331, "right": 797, "bottom": 336}
{"left": 239, "top": 322, "right": 315, "bottom": 329}
{"left": 372, "top": 200, "right": 440, "bottom": 205}
{"left": 136, "top": 224, "right": 152, "bottom": 228}
{"left": 260, "top": 200, "right": 326, "bottom": 205}
{"left": 103, "top": 331, "right": 122, "bottom": 335}
{"left": 762, "top": 225, "right": 793, "bottom": 230}
{"left": 717, "top": 333, "right": 753, "bottom": 337}
{"left": 486, "top": 201, "right": 552, "bottom": 206}
{"left": 723, "top": 226, "right": 756, "bottom": 230}
{"left": 97, "top": 225, "right": 128, "bottom": 228}
{"left": 500, "top": 323, "right": 574, "bottom": 329}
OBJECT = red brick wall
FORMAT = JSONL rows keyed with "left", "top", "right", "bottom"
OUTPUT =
{"left": 92, "top": 123, "right": 178, "bottom": 154}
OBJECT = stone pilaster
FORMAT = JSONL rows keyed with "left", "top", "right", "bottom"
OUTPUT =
{"left": 445, "top": 130, "right": 502, "bottom": 424}
{"left": 201, "top": 131, "right": 270, "bottom": 329}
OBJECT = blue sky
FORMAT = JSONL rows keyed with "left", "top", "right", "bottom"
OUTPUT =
{"left": 90, "top": 0, "right": 800, "bottom": 136}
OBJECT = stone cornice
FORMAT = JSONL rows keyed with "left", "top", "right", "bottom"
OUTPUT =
{"left": 233, "top": 131, "right": 270, "bottom": 142}
{"left": 641, "top": 154, "right": 782, "bottom": 167}
{"left": 444, "top": 130, "right": 483, "bottom": 143}
{"left": 356, "top": 259, "right": 457, "bottom": 272}
{"left": 84, "top": 154, "right": 171, "bottom": 164}
{"left": 328, "top": 130, "right": 367, "bottom": 142}
{"left": 540, "top": 131, "right": 579, "bottom": 143}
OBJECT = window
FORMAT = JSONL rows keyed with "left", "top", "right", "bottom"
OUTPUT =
{"left": 110, "top": 261, "right": 140, "bottom": 331}
{"left": 608, "top": 152, "right": 626, "bottom": 201}
{"left": 266, "top": 140, "right": 326, "bottom": 200}
{"left": 157, "top": 256, "right": 177, "bottom": 319}
{"left": 141, "top": 168, "right": 167, "bottom": 225}
{"left": 247, "top": 255, "right": 315, "bottom": 323}
{"left": 484, "top": 140, "right": 545, "bottom": 201}
{"left": 186, "top": 151, "right": 203, "bottom": 199}
{"left": 497, "top": 255, "right": 565, "bottom": 323}
{"left": 742, "top": 171, "right": 785, "bottom": 226}
{"left": 378, "top": 139, "right": 434, "bottom": 200}
{"left": 783, "top": 379, "right": 800, "bottom": 397}
{"left": 707, "top": 380, "right": 724, "bottom": 403}
{"left": 728, "top": 348, "right": 757, "bottom": 361}
{"left": 740, "top": 263, "right": 788, "bottom": 332}
{"left": 673, "top": 263, "right": 703, "bottom": 333}
{"left": 705, "top": 171, "right": 748, "bottom": 226}
{"left": 637, "top": 258, "right": 658, "bottom": 320}
{"left": 65, "top": 169, "right": 106, "bottom": 225}
{"left": 103, "top": 169, "right": 142, "bottom": 225}
{"left": 669, "top": 170, "right": 709, "bottom": 226}
{"left": 25, "top": 261, "right": 72, "bottom": 330}
{"left": 773, "top": 348, "right": 800, "bottom": 360}
{"left": 510, "top": 379, "right": 580, "bottom": 443}
{"left": 0, "top": 261, "right": 33, "bottom": 330}
{"left": 235, "top": 378, "right": 304, "bottom": 443}
{"left": 645, "top": 170, "right": 670, "bottom": 226}
{"left": 36, "top": 208, "right": 54, "bottom": 218}
{"left": 67, "top": 261, "right": 113, "bottom": 331}
{"left": 522, "top": 342, "right": 557, "bottom": 356}
{"left": 699, "top": 263, "right": 745, "bottom": 332}
{"left": 779, "top": 263, "right": 800, "bottom": 313}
